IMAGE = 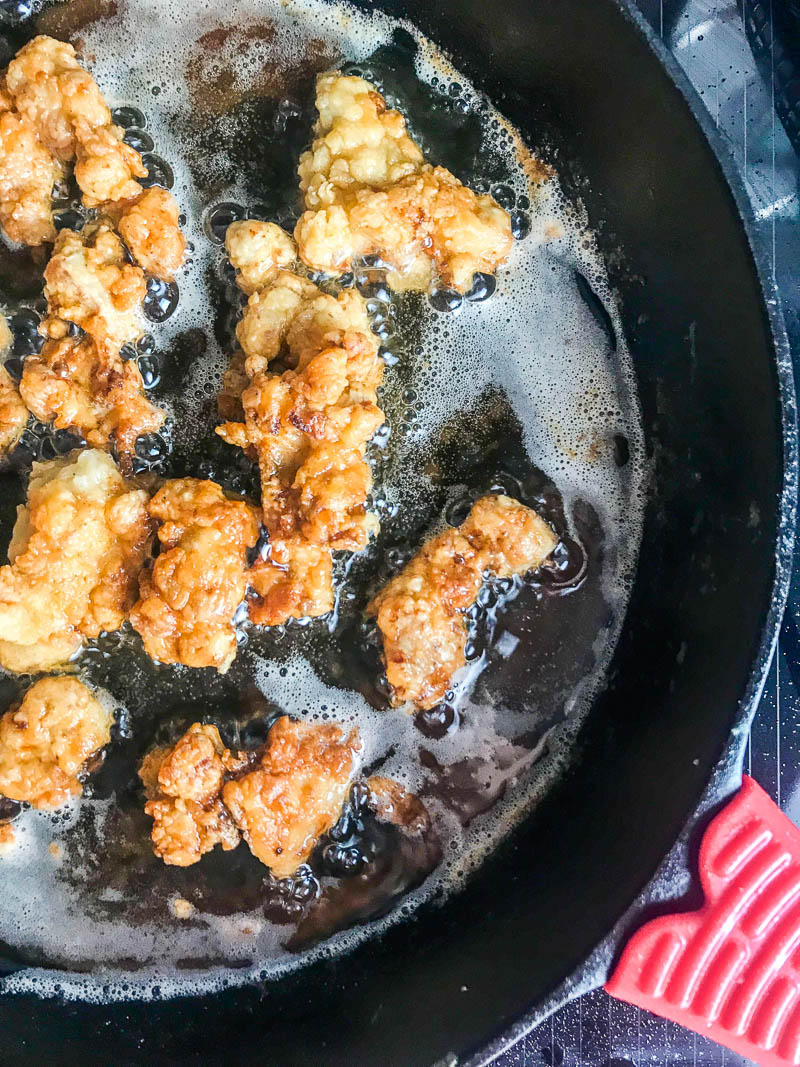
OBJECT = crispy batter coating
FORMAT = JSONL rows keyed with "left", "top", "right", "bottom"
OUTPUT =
{"left": 0, "top": 676, "right": 112, "bottom": 809}
{"left": 218, "top": 273, "right": 383, "bottom": 550}
{"left": 216, "top": 257, "right": 384, "bottom": 625}
{"left": 5, "top": 36, "right": 145, "bottom": 207}
{"left": 296, "top": 74, "right": 513, "bottom": 291}
{"left": 115, "top": 187, "right": 186, "bottom": 280}
{"left": 299, "top": 73, "right": 423, "bottom": 206}
{"left": 366, "top": 775, "right": 432, "bottom": 833}
{"left": 42, "top": 221, "right": 146, "bottom": 358}
{"left": 0, "top": 449, "right": 153, "bottom": 673}
{"left": 130, "top": 479, "right": 259, "bottom": 673}
{"left": 225, "top": 219, "right": 296, "bottom": 295}
{"left": 247, "top": 536, "right": 334, "bottom": 626}
{"left": 20, "top": 334, "right": 165, "bottom": 466}
{"left": 217, "top": 349, "right": 249, "bottom": 423}
{"left": 140, "top": 723, "right": 241, "bottom": 867}
{"left": 222, "top": 716, "right": 361, "bottom": 879}
{"left": 0, "top": 364, "right": 29, "bottom": 454}
{"left": 369, "top": 494, "right": 558, "bottom": 709}
{"left": 0, "top": 97, "right": 64, "bottom": 245}
{"left": 233, "top": 270, "right": 319, "bottom": 367}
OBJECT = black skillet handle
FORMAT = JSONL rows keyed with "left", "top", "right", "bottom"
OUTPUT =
{"left": 606, "top": 775, "right": 800, "bottom": 1065}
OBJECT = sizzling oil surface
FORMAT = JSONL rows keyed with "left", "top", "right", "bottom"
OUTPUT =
{"left": 0, "top": 0, "right": 646, "bottom": 1000}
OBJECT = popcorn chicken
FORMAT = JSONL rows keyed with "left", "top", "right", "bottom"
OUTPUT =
{"left": 216, "top": 253, "right": 384, "bottom": 625}
{"left": 0, "top": 100, "right": 64, "bottom": 245}
{"left": 369, "top": 494, "right": 558, "bottom": 709}
{"left": 140, "top": 723, "right": 240, "bottom": 867}
{"left": 115, "top": 187, "right": 186, "bottom": 280}
{"left": 74, "top": 122, "right": 146, "bottom": 208}
{"left": 218, "top": 272, "right": 383, "bottom": 548}
{"left": 222, "top": 716, "right": 361, "bottom": 879}
{"left": 0, "top": 676, "right": 112, "bottom": 809}
{"left": 299, "top": 74, "right": 422, "bottom": 207}
{"left": 130, "top": 478, "right": 259, "bottom": 673}
{"left": 295, "top": 74, "right": 513, "bottom": 291}
{"left": 5, "top": 36, "right": 145, "bottom": 208}
{"left": 247, "top": 536, "right": 334, "bottom": 626}
{"left": 0, "top": 449, "right": 154, "bottom": 673}
{"left": 0, "top": 364, "right": 29, "bottom": 454}
{"left": 234, "top": 270, "right": 319, "bottom": 367}
{"left": 20, "top": 334, "right": 165, "bottom": 466}
{"left": 225, "top": 219, "right": 296, "bottom": 295}
{"left": 42, "top": 221, "right": 146, "bottom": 358}
{"left": 366, "top": 775, "right": 432, "bottom": 834}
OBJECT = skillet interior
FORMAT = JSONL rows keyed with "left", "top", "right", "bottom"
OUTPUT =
{"left": 0, "top": 0, "right": 792, "bottom": 1063}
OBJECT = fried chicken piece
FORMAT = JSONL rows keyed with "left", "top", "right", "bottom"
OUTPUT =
{"left": 296, "top": 74, "right": 513, "bottom": 291}
{"left": 0, "top": 100, "right": 64, "bottom": 245}
{"left": 369, "top": 494, "right": 558, "bottom": 709}
{"left": 366, "top": 775, "right": 432, "bottom": 834}
{"left": 299, "top": 73, "right": 423, "bottom": 206}
{"left": 234, "top": 269, "right": 319, "bottom": 366}
{"left": 20, "top": 334, "right": 165, "bottom": 466}
{"left": 247, "top": 536, "right": 334, "bottom": 625}
{"left": 218, "top": 274, "right": 383, "bottom": 550}
{"left": 225, "top": 347, "right": 384, "bottom": 551}
{"left": 222, "top": 716, "right": 361, "bottom": 878}
{"left": 0, "top": 449, "right": 153, "bottom": 673}
{"left": 115, "top": 187, "right": 186, "bottom": 280}
{"left": 0, "top": 676, "right": 112, "bottom": 809}
{"left": 0, "top": 364, "right": 29, "bottom": 454}
{"left": 74, "top": 122, "right": 146, "bottom": 208}
{"left": 218, "top": 232, "right": 385, "bottom": 624}
{"left": 5, "top": 36, "right": 145, "bottom": 207}
{"left": 130, "top": 479, "right": 259, "bottom": 673}
{"left": 225, "top": 219, "right": 296, "bottom": 295}
{"left": 217, "top": 349, "right": 249, "bottom": 423}
{"left": 140, "top": 723, "right": 241, "bottom": 866}
{"left": 42, "top": 221, "right": 146, "bottom": 357}
{"left": 0, "top": 316, "right": 27, "bottom": 454}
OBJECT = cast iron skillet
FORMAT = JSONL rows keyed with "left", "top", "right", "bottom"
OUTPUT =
{"left": 0, "top": 0, "right": 795, "bottom": 1063}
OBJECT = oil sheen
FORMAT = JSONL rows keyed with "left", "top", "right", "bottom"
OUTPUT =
{"left": 0, "top": 0, "right": 647, "bottom": 1001}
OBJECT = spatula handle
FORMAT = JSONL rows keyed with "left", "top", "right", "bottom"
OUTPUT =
{"left": 606, "top": 775, "right": 800, "bottom": 1066}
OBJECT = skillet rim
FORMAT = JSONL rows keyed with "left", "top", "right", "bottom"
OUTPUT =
{"left": 466, "top": 0, "right": 798, "bottom": 1062}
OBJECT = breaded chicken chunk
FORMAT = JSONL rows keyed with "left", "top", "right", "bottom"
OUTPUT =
{"left": 140, "top": 723, "right": 241, "bottom": 867}
{"left": 295, "top": 74, "right": 513, "bottom": 291}
{"left": 369, "top": 494, "right": 558, "bottom": 709}
{"left": 20, "top": 334, "right": 165, "bottom": 467}
{"left": 0, "top": 676, "right": 112, "bottom": 809}
{"left": 0, "top": 95, "right": 64, "bottom": 245}
{"left": 222, "top": 716, "right": 361, "bottom": 878}
{"left": 225, "top": 219, "right": 296, "bottom": 295}
{"left": 366, "top": 775, "right": 432, "bottom": 834}
{"left": 115, "top": 187, "right": 186, "bottom": 281}
{"left": 218, "top": 273, "right": 383, "bottom": 549}
{"left": 217, "top": 258, "right": 384, "bottom": 625}
{"left": 0, "top": 449, "right": 153, "bottom": 673}
{"left": 42, "top": 221, "right": 146, "bottom": 358}
{"left": 0, "top": 364, "right": 29, "bottom": 454}
{"left": 247, "top": 536, "right": 334, "bottom": 626}
{"left": 233, "top": 269, "right": 319, "bottom": 367}
{"left": 223, "top": 344, "right": 383, "bottom": 551}
{"left": 5, "top": 36, "right": 146, "bottom": 207}
{"left": 130, "top": 479, "right": 259, "bottom": 673}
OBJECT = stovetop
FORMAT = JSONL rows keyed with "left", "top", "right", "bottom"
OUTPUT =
{"left": 496, "top": 2, "right": 800, "bottom": 1064}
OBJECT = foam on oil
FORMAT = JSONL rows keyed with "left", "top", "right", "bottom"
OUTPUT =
{"left": 0, "top": 0, "right": 646, "bottom": 1000}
